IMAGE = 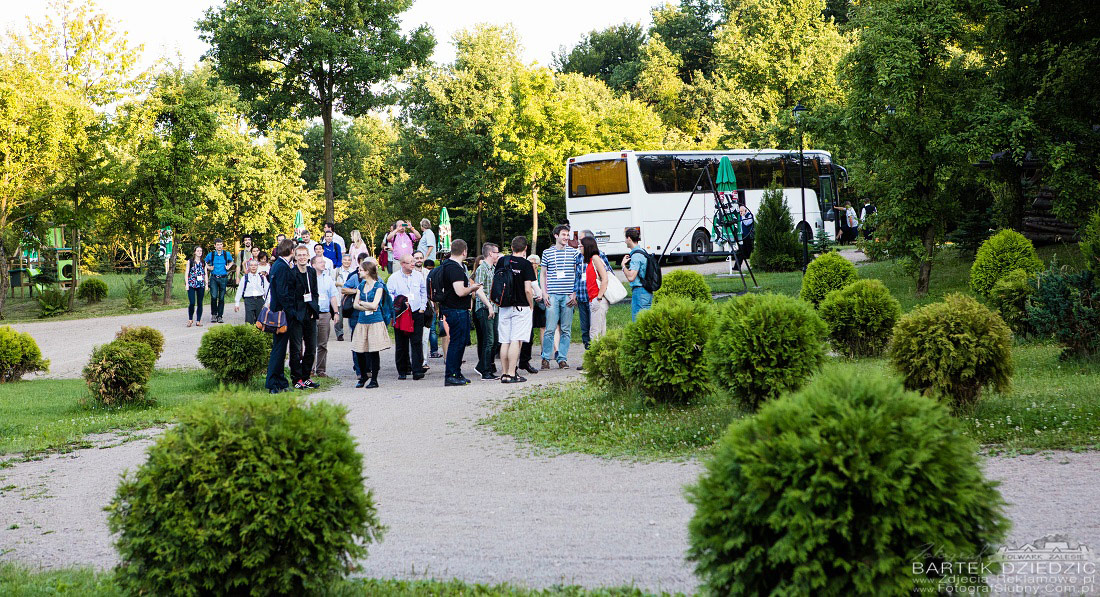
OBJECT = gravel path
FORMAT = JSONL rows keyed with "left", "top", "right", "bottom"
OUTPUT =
{"left": 2, "top": 305, "right": 1098, "bottom": 593}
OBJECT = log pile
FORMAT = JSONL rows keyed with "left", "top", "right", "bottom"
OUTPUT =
{"left": 1022, "top": 187, "right": 1078, "bottom": 244}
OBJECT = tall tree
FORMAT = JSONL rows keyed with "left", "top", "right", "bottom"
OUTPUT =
{"left": 552, "top": 23, "right": 647, "bottom": 92}
{"left": 649, "top": 0, "right": 723, "bottom": 81}
{"left": 197, "top": 0, "right": 434, "bottom": 224}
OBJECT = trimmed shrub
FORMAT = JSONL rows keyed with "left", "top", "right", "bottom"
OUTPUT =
{"left": 653, "top": 269, "right": 712, "bottom": 304}
{"left": 799, "top": 251, "right": 858, "bottom": 307}
{"left": 197, "top": 324, "right": 270, "bottom": 384}
{"left": 618, "top": 297, "right": 710, "bottom": 403}
{"left": 969, "top": 228, "right": 1042, "bottom": 297}
{"left": 82, "top": 341, "right": 156, "bottom": 406}
{"left": 753, "top": 187, "right": 801, "bottom": 272}
{"left": 1028, "top": 265, "right": 1100, "bottom": 360}
{"left": 582, "top": 328, "right": 629, "bottom": 391}
{"left": 819, "top": 279, "right": 901, "bottom": 357}
{"left": 115, "top": 326, "right": 165, "bottom": 359}
{"left": 107, "top": 394, "right": 383, "bottom": 596}
{"left": 988, "top": 268, "right": 1036, "bottom": 336}
{"left": 889, "top": 293, "right": 1013, "bottom": 411}
{"left": 1082, "top": 211, "right": 1100, "bottom": 278}
{"left": 76, "top": 278, "right": 108, "bottom": 303}
{"left": 0, "top": 326, "right": 49, "bottom": 382}
{"left": 36, "top": 287, "right": 71, "bottom": 318}
{"left": 687, "top": 369, "right": 1009, "bottom": 596}
{"left": 705, "top": 293, "right": 826, "bottom": 411}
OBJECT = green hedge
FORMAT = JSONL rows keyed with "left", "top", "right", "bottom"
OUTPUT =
{"left": 653, "top": 269, "right": 712, "bottom": 304}
{"left": 76, "top": 278, "right": 108, "bottom": 303}
{"left": 819, "top": 279, "right": 901, "bottom": 357}
{"left": 618, "top": 297, "right": 711, "bottom": 403}
{"left": 799, "top": 251, "right": 857, "bottom": 307}
{"left": 115, "top": 326, "right": 165, "bottom": 359}
{"left": 969, "top": 228, "right": 1042, "bottom": 297}
{"left": 582, "top": 329, "right": 629, "bottom": 391}
{"left": 82, "top": 341, "right": 157, "bottom": 406}
{"left": 197, "top": 324, "right": 270, "bottom": 384}
{"left": 0, "top": 326, "right": 49, "bottom": 382}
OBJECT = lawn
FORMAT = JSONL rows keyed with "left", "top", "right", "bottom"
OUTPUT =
{"left": 1, "top": 273, "right": 190, "bottom": 323}
{"left": 0, "top": 369, "right": 334, "bottom": 459}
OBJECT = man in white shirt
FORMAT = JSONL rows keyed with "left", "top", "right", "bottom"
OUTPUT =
{"left": 332, "top": 253, "right": 356, "bottom": 341}
{"left": 298, "top": 228, "right": 320, "bottom": 254}
{"left": 417, "top": 218, "right": 437, "bottom": 261}
{"left": 324, "top": 222, "right": 346, "bottom": 253}
{"left": 311, "top": 255, "right": 341, "bottom": 378}
{"left": 387, "top": 254, "right": 428, "bottom": 380}
{"left": 312, "top": 242, "right": 334, "bottom": 271}
{"left": 233, "top": 259, "right": 268, "bottom": 324}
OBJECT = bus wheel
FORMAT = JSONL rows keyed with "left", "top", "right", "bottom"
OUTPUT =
{"left": 690, "top": 230, "right": 711, "bottom": 264}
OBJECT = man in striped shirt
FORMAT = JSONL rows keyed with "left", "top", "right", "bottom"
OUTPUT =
{"left": 540, "top": 224, "right": 580, "bottom": 369}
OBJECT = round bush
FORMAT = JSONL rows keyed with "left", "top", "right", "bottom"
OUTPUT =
{"left": 0, "top": 326, "right": 49, "bottom": 382}
{"left": 107, "top": 394, "right": 383, "bottom": 596}
{"left": 889, "top": 293, "right": 1013, "bottom": 411}
{"left": 82, "top": 340, "right": 156, "bottom": 406}
{"left": 618, "top": 297, "right": 711, "bottom": 403}
{"left": 799, "top": 251, "right": 858, "bottom": 307}
{"left": 653, "top": 269, "right": 712, "bottom": 304}
{"left": 76, "top": 278, "right": 108, "bottom": 303}
{"left": 819, "top": 279, "right": 901, "bottom": 357}
{"left": 687, "top": 369, "right": 1009, "bottom": 596}
{"left": 969, "top": 228, "right": 1042, "bottom": 297}
{"left": 705, "top": 293, "right": 826, "bottom": 411}
{"left": 197, "top": 324, "right": 270, "bottom": 384}
{"left": 988, "top": 268, "right": 1036, "bottom": 336}
{"left": 115, "top": 325, "right": 165, "bottom": 359}
{"left": 582, "top": 328, "right": 629, "bottom": 391}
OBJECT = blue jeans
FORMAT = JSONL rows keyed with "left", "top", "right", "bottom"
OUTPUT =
{"left": 631, "top": 287, "right": 653, "bottom": 321}
{"left": 577, "top": 299, "right": 591, "bottom": 348}
{"left": 187, "top": 287, "right": 204, "bottom": 321}
{"left": 430, "top": 317, "right": 439, "bottom": 353}
{"left": 209, "top": 275, "right": 228, "bottom": 319}
{"left": 442, "top": 308, "right": 471, "bottom": 379}
{"left": 541, "top": 294, "right": 573, "bottom": 363}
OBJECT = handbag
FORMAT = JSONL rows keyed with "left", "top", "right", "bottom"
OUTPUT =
{"left": 255, "top": 306, "right": 287, "bottom": 334}
{"left": 604, "top": 271, "right": 628, "bottom": 304}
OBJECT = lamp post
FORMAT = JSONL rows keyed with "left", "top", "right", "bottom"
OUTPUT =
{"left": 793, "top": 102, "right": 809, "bottom": 273}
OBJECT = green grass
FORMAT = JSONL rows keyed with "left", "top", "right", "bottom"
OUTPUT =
{"left": 0, "top": 563, "right": 682, "bottom": 596}
{"left": 0, "top": 369, "right": 334, "bottom": 459}
{"left": 2, "top": 273, "right": 190, "bottom": 323}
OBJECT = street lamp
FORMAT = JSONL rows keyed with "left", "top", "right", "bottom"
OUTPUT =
{"left": 793, "top": 101, "right": 809, "bottom": 273}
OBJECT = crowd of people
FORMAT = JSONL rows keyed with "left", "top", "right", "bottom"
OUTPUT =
{"left": 181, "top": 219, "right": 655, "bottom": 392}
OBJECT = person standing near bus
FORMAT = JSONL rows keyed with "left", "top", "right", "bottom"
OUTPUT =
{"left": 622, "top": 228, "right": 652, "bottom": 322}
{"left": 540, "top": 224, "right": 579, "bottom": 369}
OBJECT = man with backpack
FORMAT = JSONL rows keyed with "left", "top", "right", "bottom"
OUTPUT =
{"left": 622, "top": 228, "right": 660, "bottom": 321}
{"left": 233, "top": 258, "right": 267, "bottom": 324}
{"left": 473, "top": 243, "right": 501, "bottom": 380}
{"left": 495, "top": 236, "right": 538, "bottom": 383}
{"left": 205, "top": 238, "right": 234, "bottom": 323}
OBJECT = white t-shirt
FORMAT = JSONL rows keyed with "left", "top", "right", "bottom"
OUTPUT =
{"left": 417, "top": 229, "right": 437, "bottom": 260}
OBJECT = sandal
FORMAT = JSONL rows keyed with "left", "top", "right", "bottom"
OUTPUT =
{"left": 196, "top": 321, "right": 202, "bottom": 326}
{"left": 499, "top": 375, "right": 513, "bottom": 383}
{"left": 187, "top": 320, "right": 193, "bottom": 328}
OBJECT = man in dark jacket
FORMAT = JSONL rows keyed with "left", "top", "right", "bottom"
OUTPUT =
{"left": 265, "top": 239, "right": 298, "bottom": 393}
{"left": 288, "top": 245, "right": 320, "bottom": 390}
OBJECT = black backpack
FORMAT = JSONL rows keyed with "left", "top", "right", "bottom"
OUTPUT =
{"left": 630, "top": 248, "right": 662, "bottom": 293}
{"left": 427, "top": 265, "right": 447, "bottom": 303}
{"left": 490, "top": 256, "right": 516, "bottom": 306}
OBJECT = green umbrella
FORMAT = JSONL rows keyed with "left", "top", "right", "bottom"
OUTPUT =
{"left": 294, "top": 209, "right": 304, "bottom": 230}
{"left": 439, "top": 207, "right": 452, "bottom": 253}
{"left": 713, "top": 156, "right": 740, "bottom": 245}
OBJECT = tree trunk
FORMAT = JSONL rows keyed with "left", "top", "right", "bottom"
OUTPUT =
{"left": 476, "top": 200, "right": 485, "bottom": 258}
{"left": 916, "top": 224, "right": 936, "bottom": 296}
{"left": 162, "top": 239, "right": 175, "bottom": 305}
{"left": 531, "top": 185, "right": 539, "bottom": 255}
{"left": 322, "top": 101, "right": 335, "bottom": 225}
{"left": 0, "top": 245, "right": 8, "bottom": 320}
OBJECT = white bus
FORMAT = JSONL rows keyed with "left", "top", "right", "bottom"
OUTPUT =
{"left": 564, "top": 149, "right": 846, "bottom": 261}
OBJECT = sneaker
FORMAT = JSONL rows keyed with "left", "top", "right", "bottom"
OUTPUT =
{"left": 294, "top": 380, "right": 309, "bottom": 390}
{"left": 217, "top": 316, "right": 224, "bottom": 323}
{"left": 481, "top": 372, "right": 499, "bottom": 380}
{"left": 523, "top": 365, "right": 540, "bottom": 374}
{"left": 458, "top": 375, "right": 473, "bottom": 384}
{"left": 398, "top": 374, "right": 408, "bottom": 380}
{"left": 576, "top": 365, "right": 584, "bottom": 371}
{"left": 365, "top": 380, "right": 379, "bottom": 389}
{"left": 413, "top": 373, "right": 425, "bottom": 381}
{"left": 304, "top": 379, "right": 320, "bottom": 389}
{"left": 541, "top": 359, "right": 551, "bottom": 370}
{"left": 336, "top": 335, "right": 344, "bottom": 342}
{"left": 444, "top": 376, "right": 465, "bottom": 387}
{"left": 355, "top": 379, "right": 366, "bottom": 388}
{"left": 558, "top": 360, "right": 570, "bottom": 369}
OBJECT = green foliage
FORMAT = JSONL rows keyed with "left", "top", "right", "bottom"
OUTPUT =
{"left": 196, "top": 324, "right": 270, "bottom": 384}
{"left": 812, "top": 224, "right": 833, "bottom": 255}
{"left": 35, "top": 287, "right": 71, "bottom": 318}
{"left": 1028, "top": 265, "right": 1100, "bottom": 360}
{"left": 704, "top": 293, "right": 826, "bottom": 410}
{"left": 76, "top": 277, "right": 108, "bottom": 303}
{"left": 890, "top": 294, "right": 1014, "bottom": 411}
{"left": 653, "top": 269, "right": 712, "bottom": 304}
{"left": 988, "top": 268, "right": 1036, "bottom": 336}
{"left": 582, "top": 329, "right": 628, "bottom": 391}
{"left": 1081, "top": 211, "right": 1100, "bottom": 278}
{"left": 115, "top": 325, "right": 165, "bottom": 359}
{"left": 0, "top": 326, "right": 49, "bottom": 382}
{"left": 142, "top": 250, "right": 165, "bottom": 298}
{"left": 753, "top": 187, "right": 801, "bottom": 272}
{"left": 819, "top": 279, "right": 901, "bottom": 357}
{"left": 686, "top": 369, "right": 1010, "bottom": 596}
{"left": 969, "top": 229, "right": 1042, "bottom": 297}
{"left": 107, "top": 394, "right": 383, "bottom": 596}
{"left": 618, "top": 297, "right": 711, "bottom": 403}
{"left": 82, "top": 340, "right": 156, "bottom": 406}
{"left": 799, "top": 251, "right": 858, "bottom": 307}
{"left": 552, "top": 23, "right": 646, "bottom": 92}
{"left": 122, "top": 277, "right": 145, "bottom": 310}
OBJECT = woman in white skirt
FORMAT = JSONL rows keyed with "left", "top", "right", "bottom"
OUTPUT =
{"left": 351, "top": 260, "right": 392, "bottom": 388}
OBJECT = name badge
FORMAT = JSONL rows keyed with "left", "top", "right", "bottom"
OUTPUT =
{"left": 556, "top": 270, "right": 566, "bottom": 279}
{"left": 303, "top": 293, "right": 311, "bottom": 302}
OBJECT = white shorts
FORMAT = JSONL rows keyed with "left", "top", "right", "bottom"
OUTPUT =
{"left": 497, "top": 305, "right": 533, "bottom": 344}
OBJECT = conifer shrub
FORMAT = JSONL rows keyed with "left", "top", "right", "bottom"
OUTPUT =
{"left": 107, "top": 393, "right": 383, "bottom": 596}
{"left": 969, "top": 228, "right": 1042, "bottom": 297}
{"left": 889, "top": 294, "right": 1013, "bottom": 411}
{"left": 653, "top": 269, "right": 712, "bottom": 304}
{"left": 988, "top": 268, "right": 1036, "bottom": 336}
{"left": 76, "top": 278, "right": 108, "bottom": 303}
{"left": 618, "top": 297, "right": 710, "bottom": 403}
{"left": 582, "top": 328, "right": 629, "bottom": 391}
{"left": 1028, "top": 265, "right": 1100, "bottom": 360}
{"left": 197, "top": 324, "right": 269, "bottom": 384}
{"left": 687, "top": 369, "right": 1009, "bottom": 596}
{"left": 819, "top": 279, "right": 901, "bottom": 357}
{"left": 753, "top": 187, "right": 801, "bottom": 272}
{"left": 143, "top": 251, "right": 166, "bottom": 299}
{"left": 82, "top": 341, "right": 157, "bottom": 406}
{"left": 115, "top": 326, "right": 165, "bottom": 360}
{"left": 705, "top": 293, "right": 826, "bottom": 411}
{"left": 0, "top": 326, "right": 49, "bottom": 382}
{"left": 799, "top": 251, "right": 858, "bottom": 307}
